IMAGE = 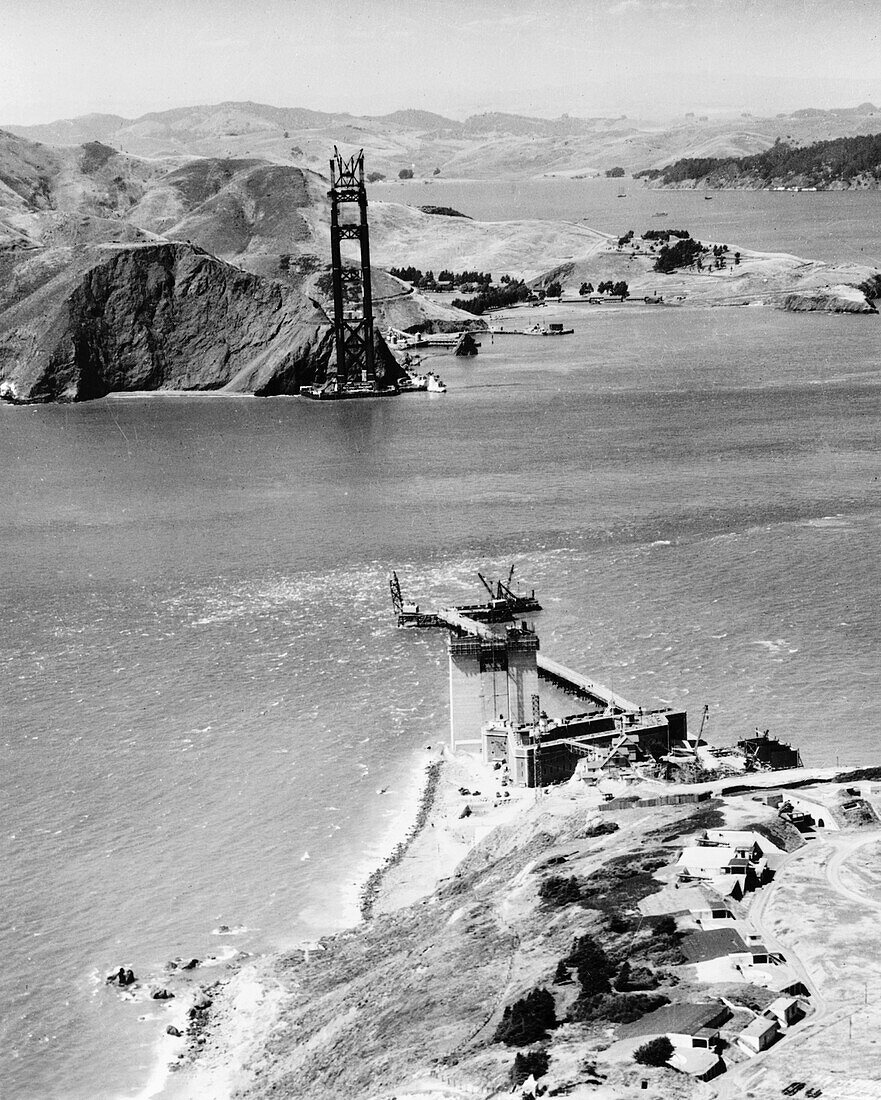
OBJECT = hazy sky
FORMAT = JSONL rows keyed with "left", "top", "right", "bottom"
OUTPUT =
{"left": 2, "top": 0, "right": 880, "bottom": 123}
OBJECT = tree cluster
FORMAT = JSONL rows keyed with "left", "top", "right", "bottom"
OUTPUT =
{"left": 641, "top": 229, "right": 690, "bottom": 241}
{"left": 398, "top": 168, "right": 414, "bottom": 179}
{"left": 388, "top": 267, "right": 493, "bottom": 290}
{"left": 493, "top": 987, "right": 558, "bottom": 1047}
{"left": 605, "top": 166, "right": 626, "bottom": 177}
{"left": 544, "top": 280, "right": 563, "bottom": 298}
{"left": 366, "top": 171, "right": 386, "bottom": 183}
{"left": 599, "top": 280, "right": 630, "bottom": 298}
{"left": 511, "top": 1050, "right": 549, "bottom": 1086}
{"left": 618, "top": 230, "right": 635, "bottom": 247}
{"left": 653, "top": 237, "right": 706, "bottom": 273}
{"left": 452, "top": 280, "right": 531, "bottom": 314}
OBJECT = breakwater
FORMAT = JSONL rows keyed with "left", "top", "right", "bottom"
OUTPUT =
{"left": 360, "top": 759, "right": 444, "bottom": 920}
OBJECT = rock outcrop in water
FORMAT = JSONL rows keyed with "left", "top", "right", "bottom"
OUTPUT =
{"left": 0, "top": 241, "right": 403, "bottom": 402}
{"left": 782, "top": 283, "right": 878, "bottom": 314}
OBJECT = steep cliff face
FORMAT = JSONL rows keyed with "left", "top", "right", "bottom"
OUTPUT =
{"left": 0, "top": 241, "right": 401, "bottom": 402}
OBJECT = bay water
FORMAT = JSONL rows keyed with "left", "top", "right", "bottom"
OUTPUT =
{"left": 3, "top": 197, "right": 881, "bottom": 1099}
{"left": 375, "top": 175, "right": 881, "bottom": 264}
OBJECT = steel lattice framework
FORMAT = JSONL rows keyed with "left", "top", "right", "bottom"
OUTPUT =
{"left": 328, "top": 147, "right": 379, "bottom": 389}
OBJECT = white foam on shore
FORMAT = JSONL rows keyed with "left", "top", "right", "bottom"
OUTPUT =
{"left": 125, "top": 990, "right": 192, "bottom": 1100}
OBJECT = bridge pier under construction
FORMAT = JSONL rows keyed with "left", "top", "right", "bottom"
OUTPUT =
{"left": 390, "top": 571, "right": 690, "bottom": 787}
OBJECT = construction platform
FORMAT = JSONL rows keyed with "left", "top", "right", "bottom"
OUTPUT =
{"left": 389, "top": 571, "right": 689, "bottom": 786}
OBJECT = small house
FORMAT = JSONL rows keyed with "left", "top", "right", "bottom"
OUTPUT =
{"left": 681, "top": 928, "right": 770, "bottom": 967}
{"left": 764, "top": 995, "right": 801, "bottom": 1028}
{"left": 738, "top": 1014, "right": 780, "bottom": 1054}
{"left": 638, "top": 885, "right": 734, "bottom": 923}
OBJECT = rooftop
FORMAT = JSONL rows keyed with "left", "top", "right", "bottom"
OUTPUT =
{"left": 619, "top": 1001, "right": 730, "bottom": 1039}
{"left": 681, "top": 928, "right": 752, "bottom": 964}
{"left": 638, "top": 885, "right": 730, "bottom": 918}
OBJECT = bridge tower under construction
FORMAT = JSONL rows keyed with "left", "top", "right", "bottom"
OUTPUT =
{"left": 328, "top": 147, "right": 378, "bottom": 390}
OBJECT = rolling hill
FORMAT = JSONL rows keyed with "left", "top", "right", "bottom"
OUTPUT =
{"left": 5, "top": 100, "right": 881, "bottom": 180}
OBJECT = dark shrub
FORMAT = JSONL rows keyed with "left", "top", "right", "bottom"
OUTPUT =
{"left": 633, "top": 1036, "right": 674, "bottom": 1066}
{"left": 511, "top": 1049, "right": 549, "bottom": 1085}
{"left": 573, "top": 992, "right": 669, "bottom": 1024}
{"left": 493, "top": 988, "right": 557, "bottom": 1047}
{"left": 564, "top": 935, "right": 613, "bottom": 995}
{"left": 538, "top": 875, "right": 581, "bottom": 906}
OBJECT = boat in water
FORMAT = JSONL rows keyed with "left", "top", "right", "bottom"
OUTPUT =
{"left": 398, "top": 370, "right": 428, "bottom": 393}
{"left": 300, "top": 380, "right": 398, "bottom": 400}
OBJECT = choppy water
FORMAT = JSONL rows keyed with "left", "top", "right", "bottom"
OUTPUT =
{"left": 2, "top": 301, "right": 881, "bottom": 1097}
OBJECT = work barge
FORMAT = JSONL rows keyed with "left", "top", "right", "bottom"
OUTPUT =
{"left": 390, "top": 572, "right": 689, "bottom": 787}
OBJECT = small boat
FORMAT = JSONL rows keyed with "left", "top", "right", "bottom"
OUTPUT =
{"left": 398, "top": 370, "right": 428, "bottom": 392}
{"left": 704, "top": 195, "right": 713, "bottom": 200}
{"left": 426, "top": 372, "right": 447, "bottom": 393}
{"left": 617, "top": 193, "right": 627, "bottom": 198}
{"left": 652, "top": 211, "right": 668, "bottom": 217}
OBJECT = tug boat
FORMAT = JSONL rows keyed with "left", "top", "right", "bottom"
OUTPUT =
{"left": 398, "top": 370, "right": 428, "bottom": 392}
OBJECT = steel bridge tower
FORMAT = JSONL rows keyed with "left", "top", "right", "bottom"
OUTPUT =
{"left": 328, "top": 147, "right": 378, "bottom": 390}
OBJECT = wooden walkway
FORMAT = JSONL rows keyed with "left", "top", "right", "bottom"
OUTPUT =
{"left": 537, "top": 654, "right": 638, "bottom": 712}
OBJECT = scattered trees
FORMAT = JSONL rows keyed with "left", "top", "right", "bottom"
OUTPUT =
{"left": 594, "top": 280, "right": 629, "bottom": 298}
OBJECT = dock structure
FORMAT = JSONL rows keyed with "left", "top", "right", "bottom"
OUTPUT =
{"left": 390, "top": 572, "right": 688, "bottom": 785}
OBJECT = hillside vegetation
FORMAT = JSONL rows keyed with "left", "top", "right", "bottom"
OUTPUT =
{"left": 637, "top": 132, "right": 881, "bottom": 189}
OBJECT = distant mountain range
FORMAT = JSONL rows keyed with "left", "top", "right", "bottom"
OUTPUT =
{"left": 4, "top": 100, "right": 880, "bottom": 179}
